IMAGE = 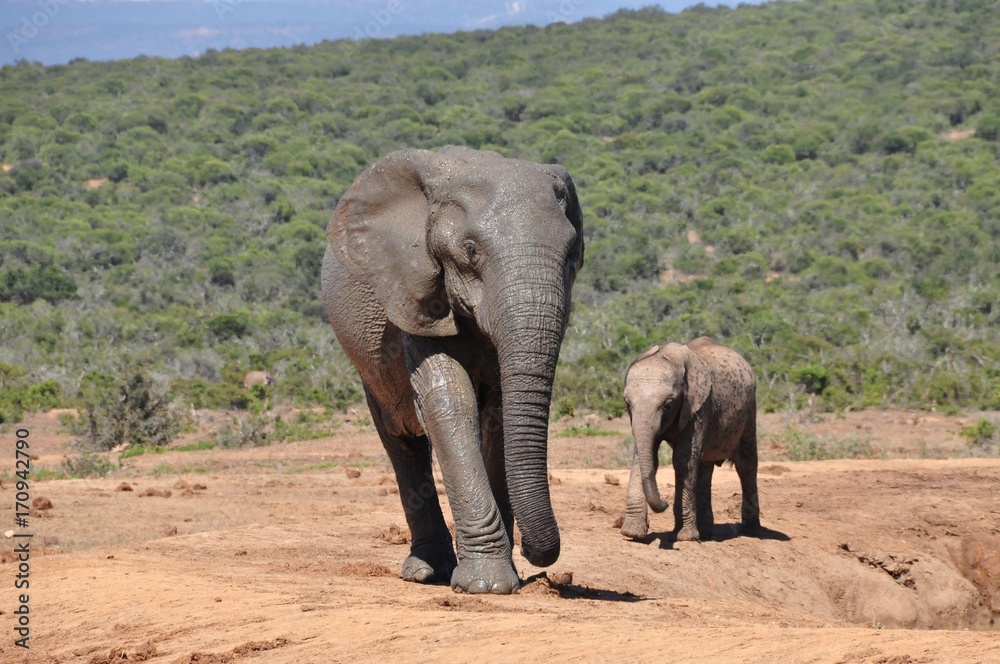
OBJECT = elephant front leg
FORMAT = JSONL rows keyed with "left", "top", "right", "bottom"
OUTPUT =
{"left": 406, "top": 338, "right": 520, "bottom": 594}
{"left": 366, "top": 392, "right": 456, "bottom": 584}
{"left": 621, "top": 443, "right": 650, "bottom": 538}
{"left": 672, "top": 435, "right": 702, "bottom": 541}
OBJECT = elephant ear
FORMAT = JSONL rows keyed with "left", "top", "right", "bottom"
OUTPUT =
{"left": 638, "top": 345, "right": 661, "bottom": 361}
{"left": 328, "top": 150, "right": 458, "bottom": 337}
{"left": 675, "top": 345, "right": 712, "bottom": 431}
{"left": 541, "top": 164, "right": 585, "bottom": 274}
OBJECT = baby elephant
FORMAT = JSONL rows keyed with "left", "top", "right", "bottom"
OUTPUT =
{"left": 620, "top": 337, "right": 759, "bottom": 542}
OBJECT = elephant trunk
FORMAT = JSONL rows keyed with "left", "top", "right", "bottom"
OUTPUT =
{"left": 634, "top": 421, "right": 669, "bottom": 513}
{"left": 492, "top": 252, "right": 568, "bottom": 568}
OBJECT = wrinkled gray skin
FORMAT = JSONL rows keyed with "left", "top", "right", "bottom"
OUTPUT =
{"left": 322, "top": 147, "right": 584, "bottom": 594}
{"left": 620, "top": 337, "right": 759, "bottom": 542}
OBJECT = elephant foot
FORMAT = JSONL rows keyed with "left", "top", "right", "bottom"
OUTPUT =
{"left": 620, "top": 515, "right": 649, "bottom": 539}
{"left": 401, "top": 544, "right": 457, "bottom": 584}
{"left": 450, "top": 557, "right": 520, "bottom": 594}
{"left": 675, "top": 525, "right": 702, "bottom": 542}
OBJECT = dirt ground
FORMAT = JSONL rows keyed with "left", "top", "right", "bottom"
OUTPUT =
{"left": 1, "top": 408, "right": 998, "bottom": 663}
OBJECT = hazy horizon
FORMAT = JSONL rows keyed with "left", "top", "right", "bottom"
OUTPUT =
{"left": 2, "top": 0, "right": 759, "bottom": 66}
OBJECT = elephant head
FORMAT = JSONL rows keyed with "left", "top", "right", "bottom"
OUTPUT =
{"left": 624, "top": 343, "right": 711, "bottom": 514}
{"left": 328, "top": 147, "right": 584, "bottom": 567}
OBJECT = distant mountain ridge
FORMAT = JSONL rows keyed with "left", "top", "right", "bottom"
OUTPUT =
{"left": 1, "top": 0, "right": 739, "bottom": 65}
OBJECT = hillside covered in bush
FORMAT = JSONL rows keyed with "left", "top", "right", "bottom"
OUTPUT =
{"left": 1, "top": 0, "right": 998, "bottom": 422}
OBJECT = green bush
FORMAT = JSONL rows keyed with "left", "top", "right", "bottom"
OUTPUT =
{"left": 959, "top": 419, "right": 998, "bottom": 454}
{"left": 75, "top": 370, "right": 181, "bottom": 451}
{"left": 762, "top": 144, "right": 795, "bottom": 165}
{"left": 975, "top": 114, "right": 1000, "bottom": 141}
{"left": 777, "top": 428, "right": 881, "bottom": 461}
{"left": 0, "top": 265, "right": 77, "bottom": 305}
{"left": 207, "top": 313, "right": 251, "bottom": 340}
{"left": 791, "top": 365, "right": 829, "bottom": 395}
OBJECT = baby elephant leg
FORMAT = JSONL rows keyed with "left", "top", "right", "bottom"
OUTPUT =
{"left": 695, "top": 462, "right": 715, "bottom": 540}
{"left": 673, "top": 448, "right": 701, "bottom": 541}
{"left": 735, "top": 425, "right": 760, "bottom": 534}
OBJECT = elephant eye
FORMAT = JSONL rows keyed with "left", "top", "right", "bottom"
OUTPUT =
{"left": 554, "top": 188, "right": 569, "bottom": 213}
{"left": 463, "top": 239, "right": 480, "bottom": 265}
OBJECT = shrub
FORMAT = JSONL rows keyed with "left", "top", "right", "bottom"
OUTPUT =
{"left": 0, "top": 264, "right": 78, "bottom": 305}
{"left": 762, "top": 144, "right": 795, "bottom": 165}
{"left": 959, "top": 418, "right": 998, "bottom": 454}
{"left": 60, "top": 451, "right": 117, "bottom": 478}
{"left": 975, "top": 113, "right": 1000, "bottom": 141}
{"left": 777, "top": 428, "right": 881, "bottom": 461}
{"left": 75, "top": 370, "right": 181, "bottom": 451}
{"left": 791, "top": 365, "right": 829, "bottom": 395}
{"left": 208, "top": 260, "right": 236, "bottom": 287}
{"left": 207, "top": 312, "right": 251, "bottom": 340}
{"left": 215, "top": 414, "right": 272, "bottom": 448}
{"left": 881, "top": 127, "right": 930, "bottom": 154}
{"left": 171, "top": 378, "right": 252, "bottom": 410}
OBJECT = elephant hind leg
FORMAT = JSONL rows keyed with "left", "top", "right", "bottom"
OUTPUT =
{"left": 734, "top": 416, "right": 760, "bottom": 535}
{"left": 695, "top": 463, "right": 715, "bottom": 540}
{"left": 366, "top": 390, "right": 457, "bottom": 584}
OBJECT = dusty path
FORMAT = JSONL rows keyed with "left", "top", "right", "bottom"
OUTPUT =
{"left": 0, "top": 410, "right": 998, "bottom": 663}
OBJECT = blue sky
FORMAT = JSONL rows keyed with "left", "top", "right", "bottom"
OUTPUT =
{"left": 1, "top": 0, "right": 760, "bottom": 66}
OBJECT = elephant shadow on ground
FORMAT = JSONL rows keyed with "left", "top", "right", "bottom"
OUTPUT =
{"left": 631, "top": 523, "right": 791, "bottom": 550}
{"left": 521, "top": 573, "right": 647, "bottom": 602}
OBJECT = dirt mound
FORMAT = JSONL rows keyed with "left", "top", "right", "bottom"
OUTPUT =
{"left": 138, "top": 487, "right": 172, "bottom": 498}
{"left": 380, "top": 523, "right": 410, "bottom": 545}
{"left": 338, "top": 562, "right": 395, "bottom": 577}
{"left": 177, "top": 638, "right": 289, "bottom": 663}
{"left": 950, "top": 534, "right": 1000, "bottom": 616}
{"left": 88, "top": 643, "right": 157, "bottom": 663}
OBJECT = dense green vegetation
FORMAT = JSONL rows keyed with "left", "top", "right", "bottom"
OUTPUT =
{"left": 1, "top": 0, "right": 998, "bottom": 425}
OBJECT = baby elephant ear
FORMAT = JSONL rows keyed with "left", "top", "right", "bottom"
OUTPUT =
{"left": 675, "top": 345, "right": 712, "bottom": 431}
{"left": 638, "top": 345, "right": 661, "bottom": 361}
{"left": 328, "top": 150, "right": 458, "bottom": 337}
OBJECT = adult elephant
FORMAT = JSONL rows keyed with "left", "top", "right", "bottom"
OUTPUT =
{"left": 620, "top": 337, "right": 759, "bottom": 542}
{"left": 322, "top": 147, "right": 584, "bottom": 594}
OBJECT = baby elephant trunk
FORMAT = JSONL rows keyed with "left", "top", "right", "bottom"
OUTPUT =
{"left": 635, "top": 424, "right": 669, "bottom": 513}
